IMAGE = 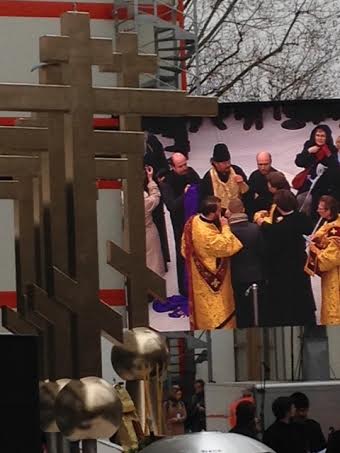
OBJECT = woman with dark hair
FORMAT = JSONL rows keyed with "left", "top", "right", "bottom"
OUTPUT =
{"left": 144, "top": 132, "right": 170, "bottom": 175}
{"left": 254, "top": 171, "right": 291, "bottom": 224}
{"left": 256, "top": 190, "right": 316, "bottom": 327}
{"left": 294, "top": 124, "right": 339, "bottom": 217}
{"left": 305, "top": 195, "right": 340, "bottom": 325}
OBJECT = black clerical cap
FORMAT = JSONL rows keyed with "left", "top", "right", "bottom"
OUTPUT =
{"left": 212, "top": 143, "right": 230, "bottom": 162}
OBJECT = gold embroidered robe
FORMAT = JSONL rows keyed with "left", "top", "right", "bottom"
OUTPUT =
{"left": 253, "top": 203, "right": 277, "bottom": 224}
{"left": 210, "top": 167, "right": 249, "bottom": 210}
{"left": 181, "top": 215, "right": 242, "bottom": 329}
{"left": 310, "top": 215, "right": 340, "bottom": 325}
{"left": 114, "top": 383, "right": 142, "bottom": 451}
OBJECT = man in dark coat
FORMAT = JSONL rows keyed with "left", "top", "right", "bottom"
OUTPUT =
{"left": 263, "top": 396, "right": 308, "bottom": 453}
{"left": 290, "top": 392, "right": 326, "bottom": 453}
{"left": 160, "top": 152, "right": 200, "bottom": 296}
{"left": 188, "top": 379, "right": 206, "bottom": 432}
{"left": 228, "top": 198, "right": 266, "bottom": 328}
{"left": 246, "top": 151, "right": 277, "bottom": 219}
{"left": 256, "top": 189, "right": 316, "bottom": 327}
{"left": 200, "top": 143, "right": 248, "bottom": 215}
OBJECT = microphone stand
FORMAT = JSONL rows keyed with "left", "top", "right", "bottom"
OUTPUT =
{"left": 245, "top": 283, "right": 259, "bottom": 327}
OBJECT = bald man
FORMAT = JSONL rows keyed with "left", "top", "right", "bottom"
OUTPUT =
{"left": 247, "top": 151, "right": 277, "bottom": 218}
{"left": 160, "top": 152, "right": 200, "bottom": 295}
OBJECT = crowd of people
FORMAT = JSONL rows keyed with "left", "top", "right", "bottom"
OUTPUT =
{"left": 143, "top": 125, "right": 340, "bottom": 329}
{"left": 162, "top": 381, "right": 340, "bottom": 453}
{"left": 229, "top": 390, "right": 338, "bottom": 453}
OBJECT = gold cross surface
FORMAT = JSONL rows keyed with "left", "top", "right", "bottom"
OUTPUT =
{"left": 0, "top": 85, "right": 121, "bottom": 382}
{"left": 0, "top": 83, "right": 216, "bottom": 116}
{"left": 0, "top": 177, "right": 68, "bottom": 380}
{"left": 0, "top": 148, "right": 112, "bottom": 379}
{"left": 0, "top": 126, "right": 144, "bottom": 157}
{"left": 0, "top": 84, "right": 70, "bottom": 112}
{"left": 0, "top": 121, "right": 153, "bottom": 328}
{"left": 0, "top": 10, "right": 217, "bottom": 378}
{"left": 26, "top": 283, "right": 75, "bottom": 379}
{"left": 0, "top": 163, "right": 74, "bottom": 380}
{"left": 41, "top": 32, "right": 158, "bottom": 89}
{"left": 0, "top": 306, "right": 51, "bottom": 379}
{"left": 0, "top": 173, "right": 39, "bottom": 293}
{"left": 40, "top": 36, "right": 116, "bottom": 66}
{"left": 93, "top": 87, "right": 216, "bottom": 116}
{"left": 101, "top": 33, "right": 158, "bottom": 88}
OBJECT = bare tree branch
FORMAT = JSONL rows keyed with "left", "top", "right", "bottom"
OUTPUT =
{"left": 183, "top": 0, "right": 340, "bottom": 101}
{"left": 196, "top": 0, "right": 225, "bottom": 43}
{"left": 215, "top": 6, "right": 302, "bottom": 97}
{"left": 197, "top": 0, "right": 241, "bottom": 50}
{"left": 189, "top": 27, "right": 243, "bottom": 93}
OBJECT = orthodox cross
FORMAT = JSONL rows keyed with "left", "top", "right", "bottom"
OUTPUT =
{"left": 0, "top": 12, "right": 217, "bottom": 380}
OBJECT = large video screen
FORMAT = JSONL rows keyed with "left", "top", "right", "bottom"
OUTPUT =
{"left": 145, "top": 101, "right": 340, "bottom": 331}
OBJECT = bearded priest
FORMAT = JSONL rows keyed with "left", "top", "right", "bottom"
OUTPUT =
{"left": 181, "top": 196, "right": 242, "bottom": 330}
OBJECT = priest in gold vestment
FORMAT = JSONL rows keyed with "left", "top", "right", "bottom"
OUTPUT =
{"left": 305, "top": 195, "right": 340, "bottom": 325}
{"left": 200, "top": 143, "right": 248, "bottom": 214}
{"left": 182, "top": 196, "right": 242, "bottom": 330}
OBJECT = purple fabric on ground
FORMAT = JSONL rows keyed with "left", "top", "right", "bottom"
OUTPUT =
{"left": 168, "top": 302, "right": 189, "bottom": 318}
{"left": 152, "top": 295, "right": 188, "bottom": 313}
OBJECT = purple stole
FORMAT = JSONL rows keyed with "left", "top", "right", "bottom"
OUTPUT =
{"left": 182, "top": 184, "right": 200, "bottom": 294}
